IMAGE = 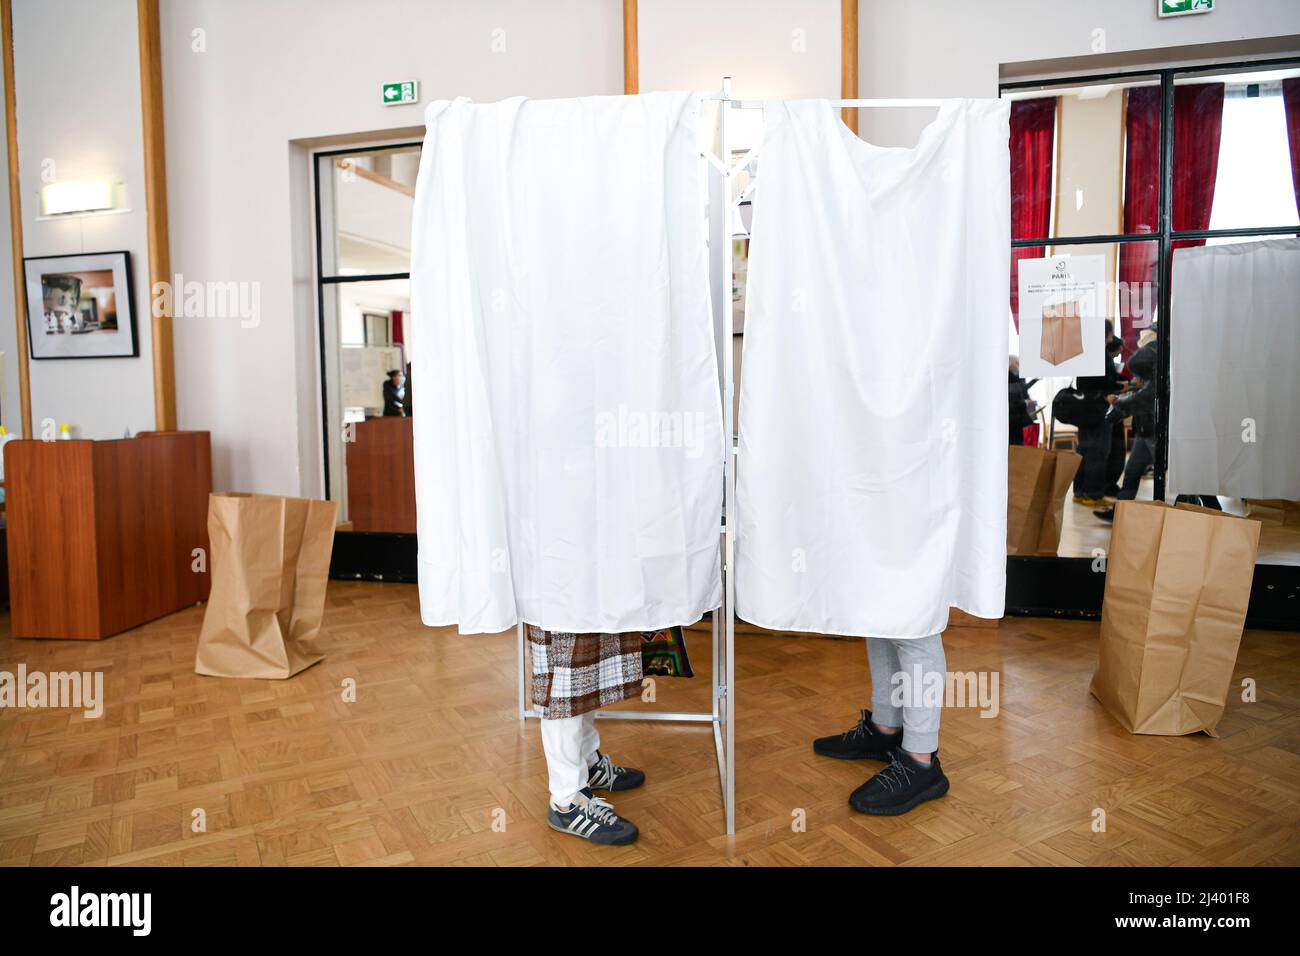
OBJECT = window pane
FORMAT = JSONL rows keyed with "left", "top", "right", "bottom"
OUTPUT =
{"left": 319, "top": 278, "right": 412, "bottom": 516}
{"left": 1167, "top": 233, "right": 1300, "bottom": 567}
{"left": 1173, "top": 66, "right": 1300, "bottom": 232}
{"left": 1008, "top": 239, "right": 1159, "bottom": 559}
{"left": 1005, "top": 76, "right": 1161, "bottom": 241}
{"left": 318, "top": 145, "right": 420, "bottom": 278}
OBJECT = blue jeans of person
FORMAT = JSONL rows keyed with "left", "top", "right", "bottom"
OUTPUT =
{"left": 1117, "top": 435, "right": 1154, "bottom": 501}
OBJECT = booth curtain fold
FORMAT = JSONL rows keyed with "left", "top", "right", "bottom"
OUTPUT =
{"left": 1283, "top": 78, "right": 1300, "bottom": 211}
{"left": 1009, "top": 97, "right": 1056, "bottom": 326}
{"left": 1117, "top": 82, "right": 1225, "bottom": 358}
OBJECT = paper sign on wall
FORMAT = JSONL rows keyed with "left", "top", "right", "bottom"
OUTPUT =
{"left": 1017, "top": 254, "right": 1107, "bottom": 379}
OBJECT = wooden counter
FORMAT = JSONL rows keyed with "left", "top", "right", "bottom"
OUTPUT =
{"left": 346, "top": 416, "right": 416, "bottom": 533}
{"left": 4, "top": 430, "right": 212, "bottom": 639}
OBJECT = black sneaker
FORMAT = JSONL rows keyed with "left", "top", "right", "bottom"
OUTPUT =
{"left": 813, "top": 709, "right": 902, "bottom": 761}
{"left": 1094, "top": 506, "right": 1115, "bottom": 522}
{"left": 587, "top": 752, "right": 646, "bottom": 793}
{"left": 849, "top": 749, "right": 950, "bottom": 816}
{"left": 548, "top": 788, "right": 639, "bottom": 845}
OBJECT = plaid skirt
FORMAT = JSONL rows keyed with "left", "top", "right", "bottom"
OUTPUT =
{"left": 526, "top": 625, "right": 644, "bottom": 719}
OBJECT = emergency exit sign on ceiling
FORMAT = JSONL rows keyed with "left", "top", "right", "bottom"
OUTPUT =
{"left": 1159, "top": 0, "right": 1213, "bottom": 17}
{"left": 382, "top": 81, "right": 419, "bottom": 106}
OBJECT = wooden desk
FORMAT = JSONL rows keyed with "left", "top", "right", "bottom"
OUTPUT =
{"left": 346, "top": 416, "right": 416, "bottom": 533}
{"left": 4, "top": 431, "right": 212, "bottom": 639}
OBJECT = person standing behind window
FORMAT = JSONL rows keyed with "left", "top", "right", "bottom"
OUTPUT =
{"left": 1072, "top": 321, "right": 1122, "bottom": 506}
{"left": 382, "top": 369, "right": 407, "bottom": 417}
{"left": 1008, "top": 355, "right": 1036, "bottom": 445}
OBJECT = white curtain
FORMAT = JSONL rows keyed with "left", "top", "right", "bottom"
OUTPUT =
{"left": 736, "top": 99, "right": 1010, "bottom": 639}
{"left": 1169, "top": 238, "right": 1300, "bottom": 499}
{"left": 409, "top": 93, "right": 724, "bottom": 635}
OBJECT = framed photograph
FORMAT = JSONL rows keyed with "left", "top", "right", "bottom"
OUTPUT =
{"left": 23, "top": 251, "right": 138, "bottom": 360}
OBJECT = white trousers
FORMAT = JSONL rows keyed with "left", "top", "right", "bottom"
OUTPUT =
{"left": 539, "top": 712, "right": 601, "bottom": 808}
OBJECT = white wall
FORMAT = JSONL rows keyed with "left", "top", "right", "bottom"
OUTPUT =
{"left": 857, "top": 0, "right": 1300, "bottom": 147}
{"left": 160, "top": 0, "right": 623, "bottom": 496}
{"left": 640, "top": 0, "right": 839, "bottom": 99}
{"left": 11, "top": 0, "right": 155, "bottom": 440}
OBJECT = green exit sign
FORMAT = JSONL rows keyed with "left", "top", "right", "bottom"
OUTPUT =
{"left": 1159, "top": 0, "right": 1213, "bottom": 16}
{"left": 382, "top": 81, "right": 419, "bottom": 106}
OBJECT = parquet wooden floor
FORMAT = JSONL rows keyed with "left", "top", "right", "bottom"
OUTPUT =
{"left": 1, "top": 581, "right": 1297, "bottom": 867}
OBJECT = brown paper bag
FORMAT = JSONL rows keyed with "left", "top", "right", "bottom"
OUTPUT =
{"left": 1007, "top": 445, "right": 1082, "bottom": 556}
{"left": 1250, "top": 498, "right": 1300, "bottom": 526}
{"left": 1090, "top": 500, "right": 1261, "bottom": 736}
{"left": 195, "top": 493, "right": 338, "bottom": 679}
{"left": 1040, "top": 299, "right": 1085, "bottom": 366}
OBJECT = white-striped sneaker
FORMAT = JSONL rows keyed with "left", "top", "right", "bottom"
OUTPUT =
{"left": 587, "top": 751, "right": 646, "bottom": 793}
{"left": 547, "top": 787, "right": 639, "bottom": 845}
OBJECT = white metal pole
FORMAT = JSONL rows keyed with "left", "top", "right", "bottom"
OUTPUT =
{"left": 718, "top": 76, "right": 737, "bottom": 837}
{"left": 517, "top": 622, "right": 528, "bottom": 720}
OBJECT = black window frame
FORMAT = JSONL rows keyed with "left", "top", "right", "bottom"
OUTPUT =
{"left": 1000, "top": 54, "right": 1300, "bottom": 507}
{"left": 312, "top": 140, "right": 422, "bottom": 500}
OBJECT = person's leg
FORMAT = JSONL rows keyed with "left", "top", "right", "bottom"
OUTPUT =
{"left": 1073, "top": 422, "right": 1107, "bottom": 498}
{"left": 583, "top": 708, "right": 647, "bottom": 792}
{"left": 876, "top": 635, "right": 946, "bottom": 760}
{"left": 1117, "top": 435, "right": 1154, "bottom": 501}
{"left": 849, "top": 635, "right": 951, "bottom": 815}
{"left": 579, "top": 710, "right": 600, "bottom": 769}
{"left": 539, "top": 714, "right": 589, "bottom": 810}
{"left": 531, "top": 626, "right": 638, "bottom": 844}
{"left": 866, "top": 635, "right": 903, "bottom": 732}
{"left": 542, "top": 710, "right": 639, "bottom": 845}
{"left": 810, "top": 638, "right": 904, "bottom": 760}
{"left": 1104, "top": 420, "right": 1126, "bottom": 495}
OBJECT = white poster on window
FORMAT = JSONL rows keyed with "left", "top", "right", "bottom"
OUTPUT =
{"left": 1017, "top": 254, "right": 1106, "bottom": 379}
{"left": 340, "top": 345, "right": 403, "bottom": 410}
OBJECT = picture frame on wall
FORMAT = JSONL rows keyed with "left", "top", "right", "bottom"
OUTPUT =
{"left": 22, "top": 251, "right": 138, "bottom": 360}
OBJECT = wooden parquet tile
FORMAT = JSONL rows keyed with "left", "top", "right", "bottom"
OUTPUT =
{"left": 1, "top": 580, "right": 1297, "bottom": 866}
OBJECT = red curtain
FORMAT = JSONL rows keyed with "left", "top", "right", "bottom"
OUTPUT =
{"left": 1009, "top": 98, "right": 1056, "bottom": 327}
{"left": 391, "top": 309, "right": 404, "bottom": 345}
{"left": 1117, "top": 83, "right": 1225, "bottom": 357}
{"left": 1283, "top": 78, "right": 1300, "bottom": 214}
{"left": 1118, "top": 87, "right": 1160, "bottom": 358}
{"left": 1171, "top": 82, "right": 1225, "bottom": 246}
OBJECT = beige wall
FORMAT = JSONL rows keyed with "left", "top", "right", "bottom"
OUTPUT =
{"left": 0, "top": 44, "right": 16, "bottom": 437}
{"left": 159, "top": 0, "right": 624, "bottom": 497}
{"left": 1053, "top": 89, "right": 1127, "bottom": 323}
{"left": 640, "top": 0, "right": 838, "bottom": 99}
{"left": 7, "top": 0, "right": 155, "bottom": 440}
{"left": 856, "top": 0, "right": 1300, "bottom": 148}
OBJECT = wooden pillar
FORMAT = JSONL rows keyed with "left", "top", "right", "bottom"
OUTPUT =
{"left": 137, "top": 0, "right": 177, "bottom": 431}
{"left": 623, "top": 0, "right": 638, "bottom": 95}
{"left": 1, "top": 0, "right": 31, "bottom": 437}
{"left": 841, "top": 0, "right": 859, "bottom": 135}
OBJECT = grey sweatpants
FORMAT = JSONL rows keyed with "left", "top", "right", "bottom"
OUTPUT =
{"left": 867, "top": 634, "right": 946, "bottom": 754}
